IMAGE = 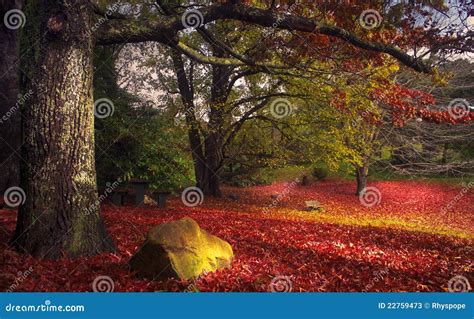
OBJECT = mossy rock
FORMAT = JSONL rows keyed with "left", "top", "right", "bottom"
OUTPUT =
{"left": 129, "top": 217, "right": 234, "bottom": 280}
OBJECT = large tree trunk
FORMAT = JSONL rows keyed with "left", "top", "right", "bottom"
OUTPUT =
{"left": 171, "top": 48, "right": 225, "bottom": 197}
{"left": 188, "top": 130, "right": 223, "bottom": 197}
{"left": 198, "top": 46, "right": 230, "bottom": 197}
{"left": 355, "top": 163, "right": 369, "bottom": 196}
{"left": 198, "top": 134, "right": 223, "bottom": 197}
{"left": 190, "top": 136, "right": 223, "bottom": 197}
{"left": 0, "top": 0, "right": 22, "bottom": 196}
{"left": 187, "top": 118, "right": 223, "bottom": 197}
{"left": 11, "top": 0, "right": 115, "bottom": 259}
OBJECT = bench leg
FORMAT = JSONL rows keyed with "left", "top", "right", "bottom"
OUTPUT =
{"left": 158, "top": 195, "right": 167, "bottom": 209}
{"left": 134, "top": 185, "right": 146, "bottom": 206}
{"left": 112, "top": 193, "right": 124, "bottom": 206}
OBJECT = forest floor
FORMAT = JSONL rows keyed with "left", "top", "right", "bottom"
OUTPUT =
{"left": 1, "top": 179, "right": 473, "bottom": 292}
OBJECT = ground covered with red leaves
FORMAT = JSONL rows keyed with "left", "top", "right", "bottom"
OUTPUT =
{"left": 1, "top": 179, "right": 472, "bottom": 292}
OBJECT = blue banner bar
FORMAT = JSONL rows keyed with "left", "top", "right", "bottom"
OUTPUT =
{"left": 1, "top": 293, "right": 472, "bottom": 319}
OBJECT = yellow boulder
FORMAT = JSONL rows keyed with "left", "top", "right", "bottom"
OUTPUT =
{"left": 129, "top": 217, "right": 233, "bottom": 280}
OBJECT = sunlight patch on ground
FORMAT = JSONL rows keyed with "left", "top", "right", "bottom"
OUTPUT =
{"left": 264, "top": 208, "right": 473, "bottom": 239}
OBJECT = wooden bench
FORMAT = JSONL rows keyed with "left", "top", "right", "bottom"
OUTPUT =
{"left": 128, "top": 179, "right": 171, "bottom": 208}
{"left": 130, "top": 178, "right": 149, "bottom": 206}
{"left": 151, "top": 190, "right": 171, "bottom": 208}
{"left": 112, "top": 189, "right": 128, "bottom": 206}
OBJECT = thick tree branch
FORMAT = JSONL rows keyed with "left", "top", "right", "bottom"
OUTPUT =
{"left": 97, "top": 3, "right": 432, "bottom": 73}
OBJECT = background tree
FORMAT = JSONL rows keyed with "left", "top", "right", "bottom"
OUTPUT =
{"left": 94, "top": 46, "right": 194, "bottom": 190}
{"left": 386, "top": 59, "right": 474, "bottom": 177}
{"left": 0, "top": 0, "right": 22, "bottom": 196}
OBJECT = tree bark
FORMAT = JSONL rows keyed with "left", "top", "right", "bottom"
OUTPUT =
{"left": 11, "top": 0, "right": 115, "bottom": 259}
{"left": 198, "top": 45, "right": 230, "bottom": 197}
{"left": 0, "top": 0, "right": 22, "bottom": 196}
{"left": 199, "top": 135, "right": 223, "bottom": 196}
{"left": 171, "top": 48, "right": 227, "bottom": 197}
{"left": 355, "top": 163, "right": 368, "bottom": 196}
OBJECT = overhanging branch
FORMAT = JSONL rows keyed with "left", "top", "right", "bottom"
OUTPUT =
{"left": 97, "top": 3, "right": 433, "bottom": 73}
